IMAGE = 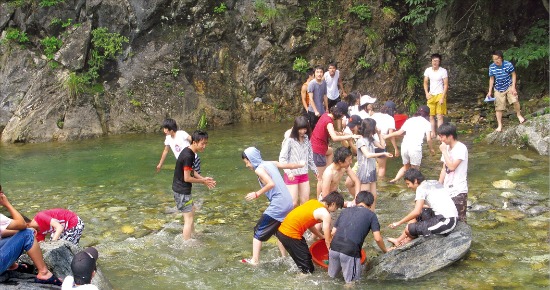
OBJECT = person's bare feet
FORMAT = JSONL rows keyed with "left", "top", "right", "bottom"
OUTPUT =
{"left": 241, "top": 258, "right": 259, "bottom": 265}
{"left": 35, "top": 270, "right": 54, "bottom": 281}
{"left": 518, "top": 116, "right": 526, "bottom": 124}
{"left": 495, "top": 127, "right": 502, "bottom": 132}
{"left": 387, "top": 237, "right": 400, "bottom": 246}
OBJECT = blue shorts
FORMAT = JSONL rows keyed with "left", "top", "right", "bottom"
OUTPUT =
{"left": 253, "top": 214, "right": 281, "bottom": 241}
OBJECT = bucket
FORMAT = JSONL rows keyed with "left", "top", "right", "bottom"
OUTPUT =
{"left": 309, "top": 239, "right": 366, "bottom": 269}
{"left": 394, "top": 114, "right": 408, "bottom": 130}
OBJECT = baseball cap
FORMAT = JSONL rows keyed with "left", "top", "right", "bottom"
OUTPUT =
{"left": 384, "top": 101, "right": 396, "bottom": 109}
{"left": 71, "top": 247, "right": 98, "bottom": 284}
{"left": 417, "top": 105, "right": 430, "bottom": 115}
{"left": 347, "top": 115, "right": 362, "bottom": 128}
{"left": 334, "top": 101, "right": 349, "bottom": 117}
{"left": 360, "top": 95, "right": 377, "bottom": 106}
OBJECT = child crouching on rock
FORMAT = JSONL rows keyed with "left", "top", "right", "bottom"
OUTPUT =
{"left": 387, "top": 168, "right": 458, "bottom": 247}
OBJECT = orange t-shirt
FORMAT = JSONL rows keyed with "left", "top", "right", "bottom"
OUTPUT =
{"left": 278, "top": 199, "right": 324, "bottom": 239}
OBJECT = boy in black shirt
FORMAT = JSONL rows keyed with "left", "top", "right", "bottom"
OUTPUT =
{"left": 328, "top": 191, "right": 389, "bottom": 284}
{"left": 172, "top": 130, "right": 216, "bottom": 240}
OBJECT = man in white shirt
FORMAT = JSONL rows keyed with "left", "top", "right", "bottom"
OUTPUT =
{"left": 387, "top": 168, "right": 458, "bottom": 247}
{"left": 156, "top": 118, "right": 200, "bottom": 173}
{"left": 437, "top": 123, "right": 468, "bottom": 222}
{"left": 324, "top": 63, "right": 347, "bottom": 110}
{"left": 423, "top": 53, "right": 448, "bottom": 138}
{"left": 384, "top": 106, "right": 434, "bottom": 183}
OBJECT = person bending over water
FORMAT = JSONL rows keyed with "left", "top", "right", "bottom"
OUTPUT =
{"left": 241, "top": 147, "right": 304, "bottom": 265}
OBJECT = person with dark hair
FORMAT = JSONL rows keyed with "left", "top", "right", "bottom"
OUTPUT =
{"left": 355, "top": 118, "right": 393, "bottom": 210}
{"left": 311, "top": 102, "right": 361, "bottom": 197}
{"left": 172, "top": 130, "right": 216, "bottom": 240}
{"left": 26, "top": 208, "right": 84, "bottom": 245}
{"left": 328, "top": 191, "right": 389, "bottom": 284}
{"left": 61, "top": 247, "right": 99, "bottom": 289}
{"left": 156, "top": 118, "right": 200, "bottom": 173}
{"left": 345, "top": 91, "right": 361, "bottom": 117}
{"left": 241, "top": 147, "right": 305, "bottom": 265}
{"left": 383, "top": 105, "right": 434, "bottom": 183}
{"left": 369, "top": 101, "right": 399, "bottom": 178}
{"left": 0, "top": 186, "right": 62, "bottom": 286}
{"left": 324, "top": 63, "right": 347, "bottom": 110}
{"left": 301, "top": 68, "right": 315, "bottom": 117}
{"left": 307, "top": 66, "right": 329, "bottom": 129}
{"left": 387, "top": 168, "right": 458, "bottom": 247}
{"left": 320, "top": 147, "right": 360, "bottom": 204}
{"left": 279, "top": 116, "right": 318, "bottom": 207}
{"left": 423, "top": 53, "right": 449, "bottom": 138}
{"left": 276, "top": 191, "right": 344, "bottom": 274}
{"left": 486, "top": 50, "right": 525, "bottom": 132}
{"left": 437, "top": 123, "right": 468, "bottom": 222}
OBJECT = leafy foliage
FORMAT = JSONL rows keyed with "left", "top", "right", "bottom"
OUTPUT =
{"left": 197, "top": 110, "right": 208, "bottom": 129}
{"left": 254, "top": 0, "right": 278, "bottom": 24}
{"left": 306, "top": 17, "right": 323, "bottom": 33}
{"left": 349, "top": 4, "right": 371, "bottom": 21}
{"left": 401, "top": 0, "right": 448, "bottom": 25}
{"left": 292, "top": 56, "right": 309, "bottom": 73}
{"left": 504, "top": 20, "right": 549, "bottom": 68}
{"left": 214, "top": 3, "right": 227, "bottom": 14}
{"left": 87, "top": 28, "right": 129, "bottom": 81}
{"left": 65, "top": 72, "right": 90, "bottom": 99}
{"left": 4, "top": 28, "right": 29, "bottom": 44}
{"left": 40, "top": 36, "right": 62, "bottom": 60}
{"left": 357, "top": 57, "right": 371, "bottom": 69}
{"left": 39, "top": 0, "right": 65, "bottom": 7}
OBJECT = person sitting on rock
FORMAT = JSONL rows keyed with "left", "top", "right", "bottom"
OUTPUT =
{"left": 387, "top": 168, "right": 458, "bottom": 247}
{"left": 328, "top": 191, "right": 389, "bottom": 285}
{"left": 0, "top": 185, "right": 62, "bottom": 286}
{"left": 26, "top": 208, "right": 84, "bottom": 245}
{"left": 61, "top": 247, "right": 99, "bottom": 290}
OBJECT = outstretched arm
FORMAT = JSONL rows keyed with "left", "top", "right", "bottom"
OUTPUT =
{"left": 49, "top": 219, "right": 65, "bottom": 241}
{"left": 156, "top": 146, "right": 171, "bottom": 172}
{"left": 271, "top": 161, "right": 305, "bottom": 170}
{"left": 373, "top": 231, "right": 388, "bottom": 253}
{"left": 389, "top": 199, "right": 424, "bottom": 228}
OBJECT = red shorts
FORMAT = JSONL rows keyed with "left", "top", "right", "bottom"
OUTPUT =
{"left": 283, "top": 173, "right": 309, "bottom": 185}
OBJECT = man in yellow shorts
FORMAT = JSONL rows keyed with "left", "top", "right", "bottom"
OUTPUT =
{"left": 423, "top": 53, "right": 448, "bottom": 138}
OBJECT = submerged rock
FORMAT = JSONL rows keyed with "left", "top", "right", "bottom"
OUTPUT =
{"left": 0, "top": 241, "right": 112, "bottom": 289}
{"left": 492, "top": 180, "right": 517, "bottom": 189}
{"left": 365, "top": 222, "right": 471, "bottom": 280}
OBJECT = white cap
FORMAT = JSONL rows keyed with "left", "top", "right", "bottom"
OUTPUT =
{"left": 360, "top": 95, "right": 377, "bottom": 106}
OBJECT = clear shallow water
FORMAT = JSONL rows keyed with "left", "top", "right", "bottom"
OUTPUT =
{"left": 0, "top": 122, "right": 548, "bottom": 289}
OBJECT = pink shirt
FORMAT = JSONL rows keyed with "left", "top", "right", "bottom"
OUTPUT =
{"left": 311, "top": 113, "right": 333, "bottom": 154}
{"left": 34, "top": 209, "right": 78, "bottom": 242}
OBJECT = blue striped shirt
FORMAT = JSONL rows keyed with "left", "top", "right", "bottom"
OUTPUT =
{"left": 489, "top": 60, "right": 515, "bottom": 92}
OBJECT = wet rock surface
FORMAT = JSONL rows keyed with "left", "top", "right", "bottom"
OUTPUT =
{"left": 365, "top": 222, "right": 472, "bottom": 280}
{"left": 0, "top": 241, "right": 112, "bottom": 290}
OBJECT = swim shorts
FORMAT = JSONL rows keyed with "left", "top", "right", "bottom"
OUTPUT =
{"left": 174, "top": 191, "right": 193, "bottom": 213}
{"left": 253, "top": 214, "right": 281, "bottom": 241}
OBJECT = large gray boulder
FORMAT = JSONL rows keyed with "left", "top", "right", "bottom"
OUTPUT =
{"left": 365, "top": 222, "right": 472, "bottom": 280}
{"left": 0, "top": 241, "right": 112, "bottom": 290}
{"left": 485, "top": 114, "right": 550, "bottom": 155}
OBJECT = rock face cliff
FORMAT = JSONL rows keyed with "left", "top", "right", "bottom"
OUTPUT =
{"left": 0, "top": 0, "right": 547, "bottom": 142}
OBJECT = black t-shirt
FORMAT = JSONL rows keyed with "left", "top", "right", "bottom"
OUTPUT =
{"left": 172, "top": 147, "right": 195, "bottom": 194}
{"left": 330, "top": 206, "right": 380, "bottom": 257}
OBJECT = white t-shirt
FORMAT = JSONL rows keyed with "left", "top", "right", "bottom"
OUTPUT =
{"left": 400, "top": 116, "right": 432, "bottom": 150}
{"left": 415, "top": 180, "right": 458, "bottom": 218}
{"left": 424, "top": 67, "right": 448, "bottom": 95}
{"left": 358, "top": 110, "right": 370, "bottom": 120}
{"left": 164, "top": 130, "right": 191, "bottom": 159}
{"left": 348, "top": 105, "right": 360, "bottom": 117}
{"left": 441, "top": 141, "right": 468, "bottom": 197}
{"left": 61, "top": 276, "right": 99, "bottom": 290}
{"left": 370, "top": 112, "right": 395, "bottom": 135}
{"left": 323, "top": 70, "right": 341, "bottom": 101}
{"left": 0, "top": 214, "right": 12, "bottom": 239}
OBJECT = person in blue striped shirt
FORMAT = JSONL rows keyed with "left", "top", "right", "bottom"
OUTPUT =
{"left": 486, "top": 50, "right": 526, "bottom": 132}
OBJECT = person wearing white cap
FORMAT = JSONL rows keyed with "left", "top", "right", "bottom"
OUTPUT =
{"left": 357, "top": 95, "right": 377, "bottom": 120}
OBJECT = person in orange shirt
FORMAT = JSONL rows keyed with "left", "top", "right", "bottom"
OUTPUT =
{"left": 275, "top": 192, "right": 344, "bottom": 274}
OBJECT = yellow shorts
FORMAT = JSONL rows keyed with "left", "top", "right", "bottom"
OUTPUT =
{"left": 495, "top": 87, "right": 518, "bottom": 111}
{"left": 427, "top": 93, "right": 447, "bottom": 116}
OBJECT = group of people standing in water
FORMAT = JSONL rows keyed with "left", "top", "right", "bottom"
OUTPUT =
{"left": 160, "top": 52, "right": 482, "bottom": 284}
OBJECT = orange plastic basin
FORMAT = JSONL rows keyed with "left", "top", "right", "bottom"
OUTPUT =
{"left": 309, "top": 239, "right": 366, "bottom": 269}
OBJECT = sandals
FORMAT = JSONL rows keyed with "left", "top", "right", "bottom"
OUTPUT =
{"left": 34, "top": 274, "right": 63, "bottom": 286}
{"left": 9, "top": 262, "right": 36, "bottom": 274}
